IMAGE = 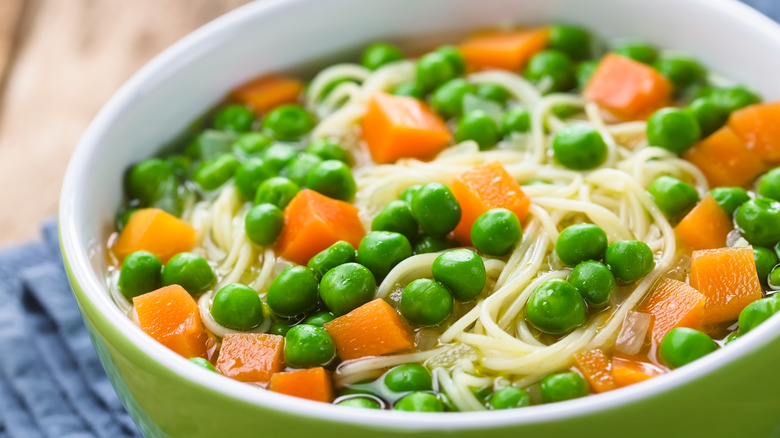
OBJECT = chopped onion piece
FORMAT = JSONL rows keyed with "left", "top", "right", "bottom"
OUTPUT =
{"left": 615, "top": 311, "right": 652, "bottom": 356}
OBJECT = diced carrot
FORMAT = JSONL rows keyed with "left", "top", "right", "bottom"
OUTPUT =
{"left": 573, "top": 349, "right": 615, "bottom": 393}
{"left": 133, "top": 285, "right": 207, "bottom": 359}
{"left": 112, "top": 208, "right": 195, "bottom": 263}
{"left": 689, "top": 247, "right": 763, "bottom": 325}
{"left": 215, "top": 333, "right": 284, "bottom": 383}
{"left": 584, "top": 53, "right": 672, "bottom": 120}
{"left": 361, "top": 92, "right": 451, "bottom": 164}
{"left": 232, "top": 74, "right": 303, "bottom": 113}
{"left": 638, "top": 279, "right": 706, "bottom": 343}
{"left": 683, "top": 126, "right": 767, "bottom": 188}
{"left": 729, "top": 102, "right": 780, "bottom": 163}
{"left": 268, "top": 367, "right": 333, "bottom": 403}
{"left": 451, "top": 162, "right": 530, "bottom": 245}
{"left": 323, "top": 299, "right": 414, "bottom": 360}
{"left": 611, "top": 355, "right": 664, "bottom": 388}
{"left": 275, "top": 189, "right": 365, "bottom": 265}
{"left": 675, "top": 194, "right": 733, "bottom": 250}
{"left": 459, "top": 28, "right": 550, "bottom": 71}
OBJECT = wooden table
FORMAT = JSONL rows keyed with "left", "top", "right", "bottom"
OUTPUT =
{"left": 0, "top": 0, "right": 251, "bottom": 246}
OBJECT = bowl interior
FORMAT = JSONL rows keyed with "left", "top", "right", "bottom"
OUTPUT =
{"left": 60, "top": 0, "right": 780, "bottom": 429}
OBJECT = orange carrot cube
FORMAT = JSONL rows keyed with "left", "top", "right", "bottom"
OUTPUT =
{"left": 612, "top": 356, "right": 664, "bottom": 388}
{"left": 361, "top": 93, "right": 451, "bottom": 164}
{"left": 133, "top": 285, "right": 207, "bottom": 359}
{"left": 683, "top": 126, "right": 767, "bottom": 188}
{"left": 459, "top": 28, "right": 550, "bottom": 71}
{"left": 232, "top": 74, "right": 303, "bottom": 113}
{"left": 728, "top": 102, "right": 780, "bottom": 163}
{"left": 675, "top": 194, "right": 733, "bottom": 251}
{"left": 215, "top": 333, "right": 284, "bottom": 384}
{"left": 269, "top": 367, "right": 333, "bottom": 403}
{"left": 323, "top": 298, "right": 413, "bottom": 360}
{"left": 573, "top": 349, "right": 615, "bottom": 393}
{"left": 452, "top": 161, "right": 530, "bottom": 245}
{"left": 638, "top": 279, "right": 706, "bottom": 343}
{"left": 112, "top": 208, "right": 195, "bottom": 263}
{"left": 275, "top": 189, "right": 365, "bottom": 265}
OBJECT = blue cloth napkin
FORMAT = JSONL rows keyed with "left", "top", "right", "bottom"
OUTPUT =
{"left": 0, "top": 2, "right": 777, "bottom": 437}
{"left": 0, "top": 220, "right": 141, "bottom": 438}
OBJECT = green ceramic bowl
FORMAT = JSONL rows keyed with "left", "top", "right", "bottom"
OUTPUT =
{"left": 60, "top": 0, "right": 780, "bottom": 436}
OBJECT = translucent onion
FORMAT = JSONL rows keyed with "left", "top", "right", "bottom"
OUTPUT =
{"left": 615, "top": 311, "right": 652, "bottom": 356}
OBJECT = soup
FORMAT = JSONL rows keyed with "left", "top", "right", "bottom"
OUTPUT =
{"left": 106, "top": 24, "right": 780, "bottom": 411}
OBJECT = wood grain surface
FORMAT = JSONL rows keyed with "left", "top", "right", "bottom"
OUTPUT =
{"left": 0, "top": 0, "right": 251, "bottom": 246}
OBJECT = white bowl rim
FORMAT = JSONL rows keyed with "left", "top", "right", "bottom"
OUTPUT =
{"left": 59, "top": 0, "right": 780, "bottom": 430}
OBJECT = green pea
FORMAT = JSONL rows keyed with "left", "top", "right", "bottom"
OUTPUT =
{"left": 770, "top": 265, "right": 780, "bottom": 290}
{"left": 162, "top": 252, "right": 215, "bottom": 294}
{"left": 308, "top": 241, "right": 357, "bottom": 278}
{"left": 283, "top": 153, "right": 323, "bottom": 187}
{"left": 735, "top": 198, "right": 780, "bottom": 247}
{"left": 266, "top": 266, "right": 319, "bottom": 317}
{"left": 306, "top": 139, "right": 352, "bottom": 164}
{"left": 526, "top": 279, "right": 587, "bottom": 334}
{"left": 432, "top": 249, "right": 486, "bottom": 301}
{"left": 525, "top": 50, "right": 576, "bottom": 93}
{"left": 710, "top": 187, "right": 750, "bottom": 217}
{"left": 384, "top": 364, "right": 433, "bottom": 392}
{"left": 394, "top": 392, "right": 443, "bottom": 412}
{"left": 549, "top": 25, "right": 593, "bottom": 61}
{"left": 165, "top": 155, "right": 192, "bottom": 179}
{"left": 245, "top": 203, "right": 284, "bottom": 246}
{"left": 501, "top": 107, "right": 531, "bottom": 135}
{"left": 126, "top": 158, "right": 175, "bottom": 205}
{"left": 306, "top": 160, "right": 356, "bottom": 201}
{"left": 413, "top": 235, "right": 457, "bottom": 254}
{"left": 605, "top": 240, "right": 655, "bottom": 283}
{"left": 431, "top": 79, "right": 474, "bottom": 119}
{"left": 337, "top": 397, "right": 382, "bottom": 409}
{"left": 575, "top": 60, "right": 598, "bottom": 89}
{"left": 254, "top": 176, "right": 300, "bottom": 208}
{"left": 371, "top": 200, "right": 419, "bottom": 242}
{"left": 188, "top": 357, "right": 217, "bottom": 372}
{"left": 233, "top": 132, "right": 273, "bottom": 158}
{"left": 758, "top": 168, "right": 780, "bottom": 202}
{"left": 361, "top": 42, "right": 404, "bottom": 70}
{"left": 488, "top": 387, "right": 531, "bottom": 410}
{"left": 410, "top": 182, "right": 462, "bottom": 237}
{"left": 754, "top": 247, "right": 778, "bottom": 284}
{"left": 213, "top": 104, "right": 255, "bottom": 132}
{"left": 569, "top": 261, "right": 616, "bottom": 307}
{"left": 400, "top": 279, "right": 453, "bottom": 327}
{"left": 646, "top": 108, "right": 701, "bottom": 154}
{"left": 194, "top": 154, "right": 240, "bottom": 191}
{"left": 613, "top": 41, "right": 658, "bottom": 64}
{"left": 475, "top": 83, "right": 511, "bottom": 104}
{"left": 187, "top": 130, "right": 238, "bottom": 160}
{"left": 210, "top": 283, "right": 264, "bottom": 330}
{"left": 118, "top": 250, "right": 163, "bottom": 299}
{"left": 269, "top": 319, "right": 293, "bottom": 336}
{"left": 392, "top": 81, "right": 425, "bottom": 99}
{"left": 436, "top": 45, "right": 466, "bottom": 76}
{"left": 357, "top": 231, "right": 412, "bottom": 280}
{"left": 283, "top": 324, "right": 336, "bottom": 367}
{"left": 319, "top": 263, "right": 376, "bottom": 315}
{"left": 710, "top": 86, "right": 761, "bottom": 114}
{"left": 455, "top": 109, "right": 500, "bottom": 150}
{"left": 234, "top": 157, "right": 275, "bottom": 201}
{"left": 738, "top": 297, "right": 780, "bottom": 334}
{"left": 303, "top": 311, "right": 336, "bottom": 327}
{"left": 416, "top": 51, "right": 458, "bottom": 92}
{"left": 319, "top": 78, "right": 357, "bottom": 99}
{"left": 648, "top": 175, "right": 700, "bottom": 220}
{"left": 261, "top": 143, "right": 298, "bottom": 172}
{"left": 725, "top": 331, "right": 741, "bottom": 345}
{"left": 653, "top": 56, "right": 705, "bottom": 89}
{"left": 555, "top": 223, "right": 608, "bottom": 267}
{"left": 540, "top": 371, "right": 590, "bottom": 403}
{"left": 400, "top": 184, "right": 423, "bottom": 204}
{"left": 261, "top": 104, "right": 314, "bottom": 141}
{"left": 552, "top": 124, "right": 607, "bottom": 170}
{"left": 659, "top": 327, "right": 718, "bottom": 368}
{"left": 552, "top": 104, "right": 579, "bottom": 119}
{"left": 471, "top": 208, "right": 522, "bottom": 256}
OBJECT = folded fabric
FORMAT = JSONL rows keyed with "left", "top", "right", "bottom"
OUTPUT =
{"left": 0, "top": 220, "right": 140, "bottom": 438}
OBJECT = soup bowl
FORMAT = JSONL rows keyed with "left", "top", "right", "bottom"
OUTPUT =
{"left": 59, "top": 0, "right": 780, "bottom": 436}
